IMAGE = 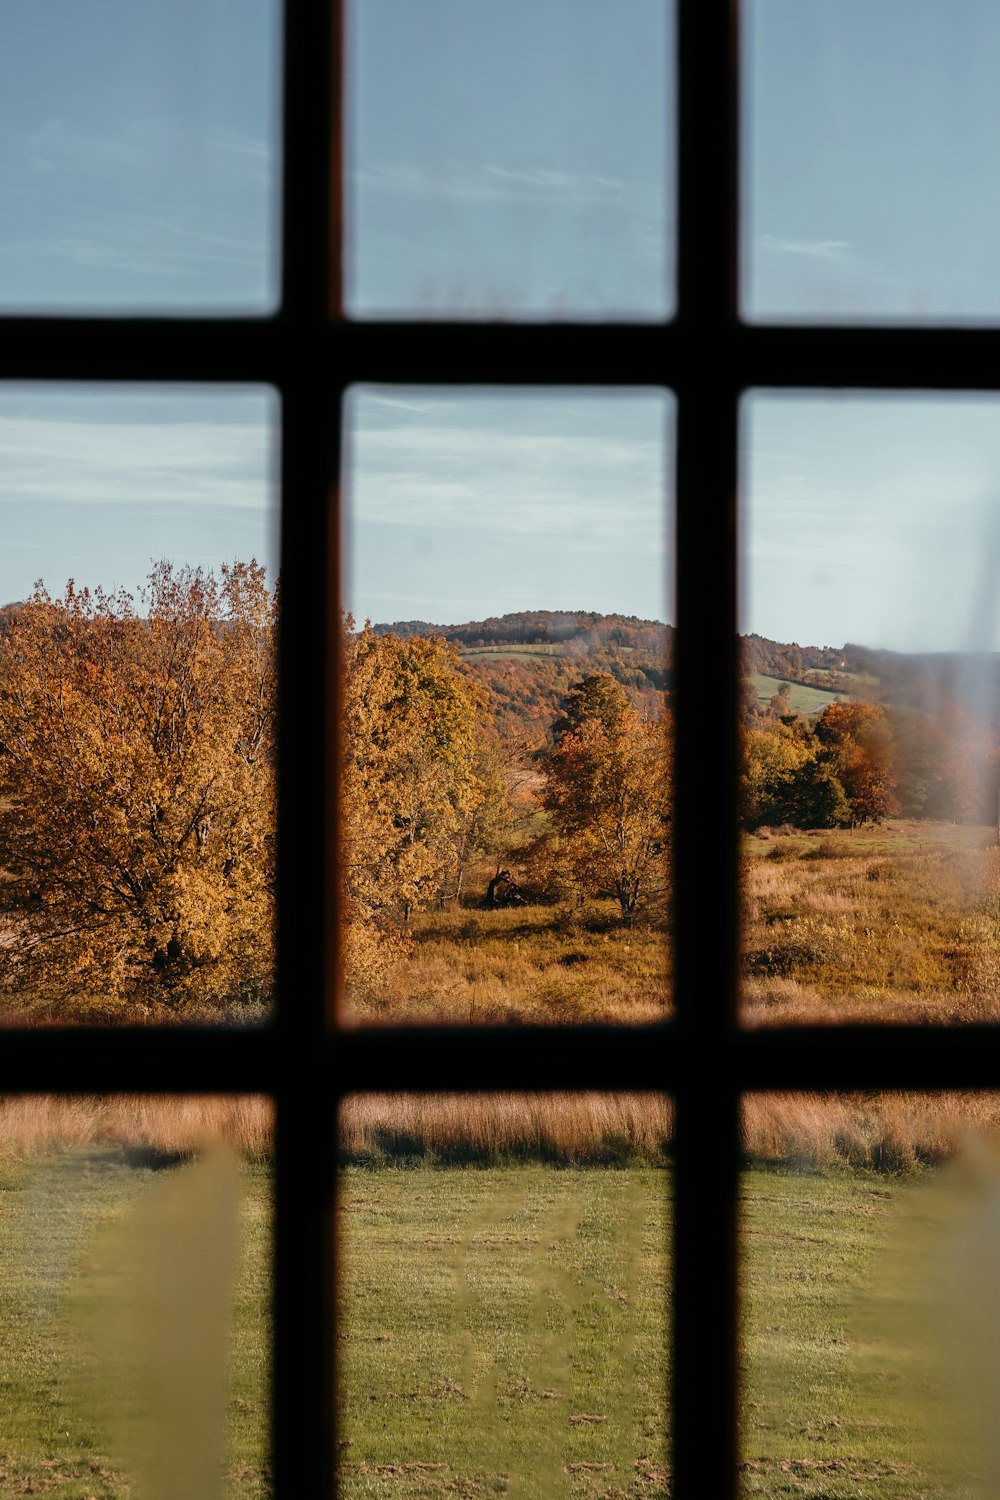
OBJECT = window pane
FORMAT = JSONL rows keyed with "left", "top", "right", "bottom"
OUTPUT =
{"left": 741, "top": 393, "right": 1000, "bottom": 1026}
{"left": 743, "top": 0, "right": 1000, "bottom": 323}
{"left": 0, "top": 0, "right": 280, "bottom": 313}
{"left": 0, "top": 1095, "right": 272, "bottom": 1497}
{"left": 340, "top": 388, "right": 673, "bottom": 1025}
{"left": 0, "top": 385, "right": 278, "bottom": 1026}
{"left": 344, "top": 0, "right": 674, "bottom": 321}
{"left": 337, "top": 1093, "right": 670, "bottom": 1496}
{"left": 742, "top": 1092, "right": 1000, "bottom": 1497}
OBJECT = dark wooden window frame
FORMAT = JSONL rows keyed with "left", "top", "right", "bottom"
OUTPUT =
{"left": 2, "top": 3, "right": 999, "bottom": 1495}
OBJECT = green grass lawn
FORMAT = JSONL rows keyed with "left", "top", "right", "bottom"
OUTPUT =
{"left": 337, "top": 1164, "right": 670, "bottom": 1497}
{"left": 0, "top": 1147, "right": 271, "bottom": 1498}
{"left": 339, "top": 1162, "right": 989, "bottom": 1499}
{"left": 0, "top": 1152, "right": 987, "bottom": 1498}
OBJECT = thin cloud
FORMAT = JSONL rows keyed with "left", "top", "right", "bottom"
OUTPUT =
{"left": 353, "top": 161, "right": 630, "bottom": 207}
{"left": 759, "top": 233, "right": 852, "bottom": 260}
{"left": 0, "top": 414, "right": 275, "bottom": 512}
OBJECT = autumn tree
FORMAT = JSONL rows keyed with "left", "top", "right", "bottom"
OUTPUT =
{"left": 539, "top": 673, "right": 671, "bottom": 924}
{"left": 0, "top": 561, "right": 276, "bottom": 1016}
{"left": 341, "top": 621, "right": 506, "bottom": 995}
{"left": 742, "top": 721, "right": 850, "bottom": 829}
{"left": 814, "top": 701, "right": 900, "bottom": 824}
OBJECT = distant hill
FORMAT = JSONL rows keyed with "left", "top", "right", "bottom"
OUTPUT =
{"left": 370, "top": 610, "right": 1000, "bottom": 740}
{"left": 372, "top": 611, "right": 672, "bottom": 744}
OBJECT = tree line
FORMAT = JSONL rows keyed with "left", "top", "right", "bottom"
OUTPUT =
{"left": 1, "top": 564, "right": 990, "bottom": 1017}
{"left": 743, "top": 692, "right": 994, "bottom": 829}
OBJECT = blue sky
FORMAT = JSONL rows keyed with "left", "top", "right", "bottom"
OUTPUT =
{"left": 346, "top": 389, "right": 672, "bottom": 625}
{"left": 0, "top": 386, "right": 278, "bottom": 604}
{"left": 0, "top": 0, "right": 279, "bottom": 311}
{"left": 745, "top": 0, "right": 1000, "bottom": 322}
{"left": 5, "top": 2, "right": 1000, "bottom": 647}
{"left": 345, "top": 0, "right": 672, "bottom": 320}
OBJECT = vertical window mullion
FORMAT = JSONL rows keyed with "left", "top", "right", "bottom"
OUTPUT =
{"left": 673, "top": 1, "right": 741, "bottom": 1497}
{"left": 274, "top": 1, "right": 338, "bottom": 1497}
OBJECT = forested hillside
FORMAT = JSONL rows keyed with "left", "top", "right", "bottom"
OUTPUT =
{"left": 373, "top": 610, "right": 673, "bottom": 744}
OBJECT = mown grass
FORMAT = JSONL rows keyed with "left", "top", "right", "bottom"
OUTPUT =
{"left": 337, "top": 1163, "right": 669, "bottom": 1499}
{"left": 743, "top": 819, "right": 1000, "bottom": 1025}
{"left": 741, "top": 1164, "right": 981, "bottom": 1499}
{"left": 338, "top": 1157, "right": 996, "bottom": 1500}
{"left": 0, "top": 1146, "right": 271, "bottom": 1498}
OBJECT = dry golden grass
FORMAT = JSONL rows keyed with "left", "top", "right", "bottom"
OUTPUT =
{"left": 340, "top": 1090, "right": 1000, "bottom": 1174}
{"left": 339, "top": 1091, "right": 672, "bottom": 1164}
{"left": 742, "top": 820, "right": 1000, "bottom": 1025}
{"left": 344, "top": 897, "right": 670, "bottom": 1026}
{"left": 0, "top": 1095, "right": 273, "bottom": 1159}
{"left": 743, "top": 1092, "right": 1000, "bottom": 1173}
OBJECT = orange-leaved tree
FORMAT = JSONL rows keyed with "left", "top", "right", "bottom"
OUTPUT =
{"left": 0, "top": 560, "right": 276, "bottom": 1017}
{"left": 341, "top": 620, "right": 506, "bottom": 1000}
{"left": 814, "top": 700, "right": 900, "bottom": 824}
{"left": 539, "top": 673, "right": 672, "bottom": 925}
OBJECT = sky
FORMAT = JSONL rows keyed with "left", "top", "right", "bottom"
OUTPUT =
{"left": 346, "top": 389, "right": 672, "bottom": 625}
{"left": 0, "top": 386, "right": 278, "bottom": 604}
{"left": 6, "top": 2, "right": 1000, "bottom": 646}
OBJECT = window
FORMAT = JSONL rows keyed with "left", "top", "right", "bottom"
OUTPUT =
{"left": 5, "top": 4, "right": 994, "bottom": 1496}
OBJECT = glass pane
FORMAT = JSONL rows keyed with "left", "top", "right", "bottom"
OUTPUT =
{"left": 0, "top": 1095, "right": 272, "bottom": 1497}
{"left": 743, "top": 0, "right": 1000, "bottom": 323}
{"left": 344, "top": 0, "right": 673, "bottom": 321}
{"left": 340, "top": 388, "right": 673, "bottom": 1025}
{"left": 1, "top": 0, "right": 280, "bottom": 313}
{"left": 337, "top": 1093, "right": 670, "bottom": 1496}
{"left": 742, "top": 1092, "right": 1000, "bottom": 1498}
{"left": 0, "top": 385, "right": 278, "bottom": 1025}
{"left": 741, "top": 393, "right": 1000, "bottom": 1026}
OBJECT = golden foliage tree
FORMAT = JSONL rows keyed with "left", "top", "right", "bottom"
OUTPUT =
{"left": 539, "top": 673, "right": 672, "bottom": 924}
{"left": 341, "top": 621, "right": 506, "bottom": 997}
{"left": 0, "top": 561, "right": 276, "bottom": 1017}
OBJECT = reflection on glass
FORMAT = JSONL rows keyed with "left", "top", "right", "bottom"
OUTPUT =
{"left": 345, "top": 0, "right": 673, "bottom": 320}
{"left": 0, "top": 0, "right": 280, "bottom": 313}
{"left": 0, "top": 386, "right": 278, "bottom": 1025}
{"left": 743, "top": 0, "right": 1000, "bottom": 323}
{"left": 340, "top": 388, "right": 673, "bottom": 1025}
{"left": 337, "top": 1093, "right": 670, "bottom": 1496}
{"left": 0, "top": 1095, "right": 272, "bottom": 1498}
{"left": 741, "top": 394, "right": 1000, "bottom": 1026}
{"left": 742, "top": 1092, "right": 1000, "bottom": 1498}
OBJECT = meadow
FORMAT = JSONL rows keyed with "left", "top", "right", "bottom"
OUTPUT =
{"left": 348, "top": 817, "right": 1000, "bottom": 1028}
{"left": 747, "top": 674, "right": 847, "bottom": 716}
{"left": 744, "top": 819, "right": 1000, "bottom": 1025}
{"left": 0, "top": 1099, "right": 272, "bottom": 1499}
{"left": 2, "top": 1095, "right": 999, "bottom": 1497}
{"left": 351, "top": 898, "right": 670, "bottom": 1026}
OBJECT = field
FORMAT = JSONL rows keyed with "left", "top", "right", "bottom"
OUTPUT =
{"left": 351, "top": 899, "right": 670, "bottom": 1026}
{"left": 461, "top": 646, "right": 568, "bottom": 660}
{"left": 0, "top": 1104, "right": 271, "bottom": 1500}
{"left": 747, "top": 674, "right": 848, "bottom": 716}
{"left": 1, "top": 1096, "right": 998, "bottom": 1498}
{"left": 348, "top": 819, "right": 1000, "bottom": 1028}
{"left": 337, "top": 1156, "right": 989, "bottom": 1499}
{"left": 337, "top": 1163, "right": 670, "bottom": 1498}
{"left": 744, "top": 819, "right": 1000, "bottom": 1025}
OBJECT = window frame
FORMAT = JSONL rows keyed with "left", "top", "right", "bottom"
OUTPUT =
{"left": 1, "top": 4, "right": 998, "bottom": 1497}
